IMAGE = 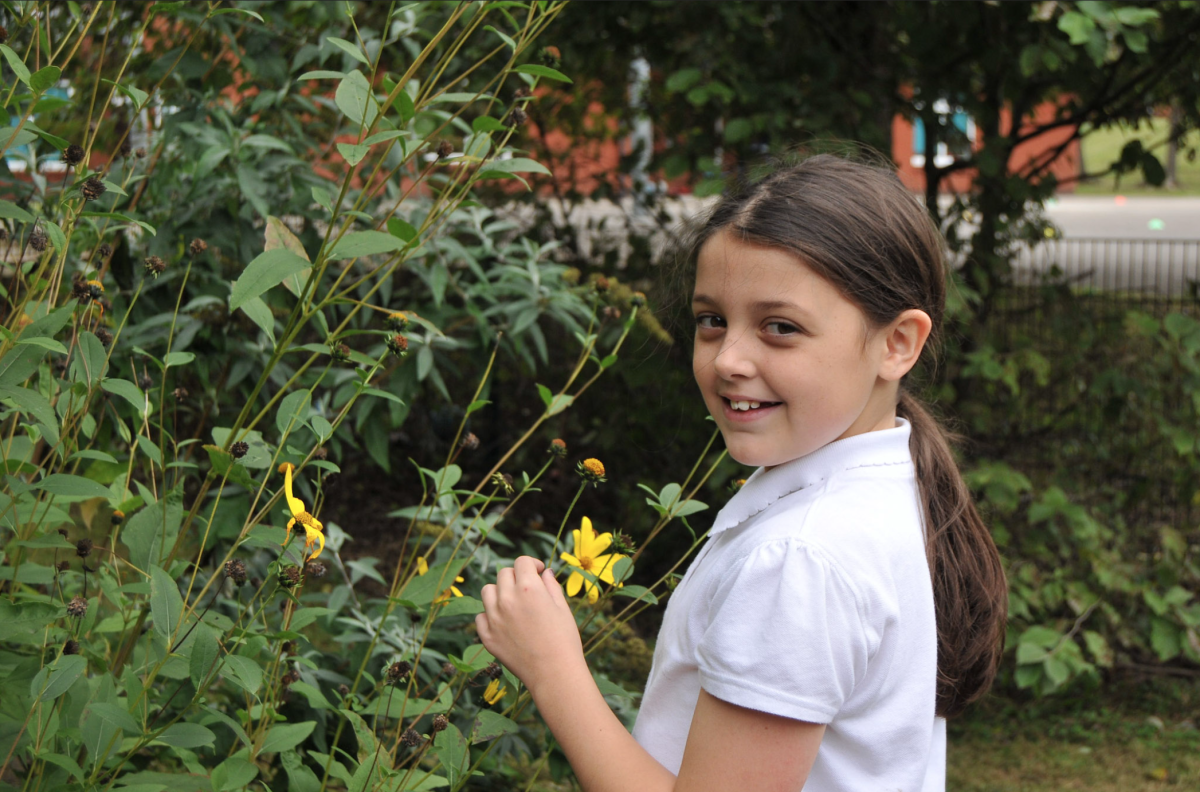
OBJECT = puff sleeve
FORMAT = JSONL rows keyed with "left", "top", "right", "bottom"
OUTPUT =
{"left": 695, "top": 539, "right": 873, "bottom": 724}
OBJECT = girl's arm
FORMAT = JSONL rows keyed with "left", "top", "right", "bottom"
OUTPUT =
{"left": 477, "top": 556, "right": 825, "bottom": 792}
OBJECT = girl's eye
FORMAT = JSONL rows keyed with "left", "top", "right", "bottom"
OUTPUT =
{"left": 695, "top": 314, "right": 724, "bottom": 330}
{"left": 764, "top": 321, "right": 802, "bottom": 336}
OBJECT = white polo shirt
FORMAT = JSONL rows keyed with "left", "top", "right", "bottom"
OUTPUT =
{"left": 632, "top": 419, "right": 945, "bottom": 792}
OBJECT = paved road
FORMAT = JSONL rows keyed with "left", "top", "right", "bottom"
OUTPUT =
{"left": 1045, "top": 195, "right": 1200, "bottom": 240}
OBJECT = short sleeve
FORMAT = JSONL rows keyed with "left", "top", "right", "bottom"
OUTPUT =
{"left": 695, "top": 539, "right": 870, "bottom": 724}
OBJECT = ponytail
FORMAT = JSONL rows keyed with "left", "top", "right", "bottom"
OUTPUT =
{"left": 898, "top": 390, "right": 1007, "bottom": 718}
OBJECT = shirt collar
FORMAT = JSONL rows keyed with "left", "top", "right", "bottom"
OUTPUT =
{"left": 708, "top": 418, "right": 914, "bottom": 537}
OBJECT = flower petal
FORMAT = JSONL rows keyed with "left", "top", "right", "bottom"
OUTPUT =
{"left": 303, "top": 523, "right": 325, "bottom": 560}
{"left": 592, "top": 554, "right": 621, "bottom": 583}
{"left": 282, "top": 463, "right": 306, "bottom": 517}
{"left": 565, "top": 572, "right": 583, "bottom": 597}
{"left": 589, "top": 531, "right": 613, "bottom": 556}
{"left": 586, "top": 581, "right": 600, "bottom": 604}
{"left": 450, "top": 586, "right": 462, "bottom": 598}
{"left": 417, "top": 557, "right": 429, "bottom": 576}
{"left": 560, "top": 552, "right": 581, "bottom": 568}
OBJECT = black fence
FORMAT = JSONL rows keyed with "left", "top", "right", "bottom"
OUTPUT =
{"left": 985, "top": 237, "right": 1200, "bottom": 530}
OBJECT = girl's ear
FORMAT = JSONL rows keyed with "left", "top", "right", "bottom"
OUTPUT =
{"left": 879, "top": 309, "right": 932, "bottom": 382}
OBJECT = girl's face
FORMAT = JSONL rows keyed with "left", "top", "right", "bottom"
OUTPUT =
{"left": 692, "top": 229, "right": 901, "bottom": 468}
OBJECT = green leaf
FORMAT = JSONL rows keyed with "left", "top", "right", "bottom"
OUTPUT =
{"left": 1058, "top": 11, "right": 1096, "bottom": 45}
{"left": 0, "top": 385, "right": 58, "bottom": 428}
{"left": 0, "top": 601, "right": 59, "bottom": 641}
{"left": 312, "top": 185, "right": 334, "bottom": 213}
{"left": 335, "top": 70, "right": 378, "bottom": 129}
{"left": 102, "top": 378, "right": 147, "bottom": 415}
{"left": 327, "top": 230, "right": 405, "bottom": 260}
{"left": 476, "top": 157, "right": 551, "bottom": 176}
{"left": 613, "top": 585, "right": 658, "bottom": 605}
{"left": 211, "top": 757, "right": 259, "bottom": 792}
{"left": 224, "top": 655, "right": 263, "bottom": 695}
{"left": 164, "top": 351, "right": 195, "bottom": 368}
{"left": 536, "top": 383, "right": 553, "bottom": 407}
{"left": 465, "top": 399, "right": 490, "bottom": 415}
{"left": 326, "top": 36, "right": 369, "bottom": 65}
{"left": 157, "top": 722, "right": 216, "bottom": 749}
{"left": 472, "top": 116, "right": 506, "bottom": 133}
{"left": 150, "top": 565, "right": 184, "bottom": 644}
{"left": 229, "top": 248, "right": 311, "bottom": 311}
{"left": 300, "top": 70, "right": 346, "bottom": 80}
{"left": 433, "top": 724, "right": 468, "bottom": 788}
{"left": 484, "top": 25, "right": 516, "bottom": 50}
{"left": 276, "top": 389, "right": 312, "bottom": 436}
{"left": 72, "top": 331, "right": 108, "bottom": 385}
{"left": 36, "top": 473, "right": 110, "bottom": 500}
{"left": 34, "top": 655, "right": 86, "bottom": 702}
{"left": 88, "top": 702, "right": 142, "bottom": 736}
{"left": 261, "top": 721, "right": 317, "bottom": 754}
{"left": 400, "top": 558, "right": 469, "bottom": 607}
{"left": 0, "top": 44, "right": 30, "bottom": 84}
{"left": 513, "top": 63, "right": 571, "bottom": 83}
{"left": 121, "top": 496, "right": 183, "bottom": 571}
{"left": 471, "top": 710, "right": 519, "bottom": 743}
{"left": 189, "top": 623, "right": 219, "bottom": 687}
{"left": 1151, "top": 618, "right": 1182, "bottom": 661}
{"left": 29, "top": 65, "right": 61, "bottom": 93}
{"left": 238, "top": 296, "right": 277, "bottom": 345}
{"left": 337, "top": 142, "right": 370, "bottom": 166}
{"left": 546, "top": 394, "right": 573, "bottom": 416}
{"left": 290, "top": 606, "right": 336, "bottom": 631}
{"left": 386, "top": 217, "right": 417, "bottom": 243}
{"left": 0, "top": 199, "right": 34, "bottom": 223}
{"left": 36, "top": 751, "right": 83, "bottom": 781}
{"left": 212, "top": 6, "right": 264, "bottom": 21}
{"left": 43, "top": 220, "right": 66, "bottom": 254}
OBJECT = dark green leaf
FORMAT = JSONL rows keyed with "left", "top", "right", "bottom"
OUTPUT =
{"left": 327, "top": 230, "right": 405, "bottom": 260}
{"left": 36, "top": 474, "right": 110, "bottom": 500}
{"left": 30, "top": 65, "right": 61, "bottom": 93}
{"left": 150, "top": 565, "right": 184, "bottom": 644}
{"left": 229, "top": 248, "right": 311, "bottom": 311}
{"left": 472, "top": 710, "right": 519, "bottom": 743}
{"left": 157, "top": 722, "right": 216, "bottom": 749}
{"left": 513, "top": 63, "right": 572, "bottom": 83}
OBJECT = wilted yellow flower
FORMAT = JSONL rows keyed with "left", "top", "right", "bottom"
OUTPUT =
{"left": 561, "top": 516, "right": 626, "bottom": 604}
{"left": 483, "top": 678, "right": 507, "bottom": 706}
{"left": 279, "top": 462, "right": 325, "bottom": 559}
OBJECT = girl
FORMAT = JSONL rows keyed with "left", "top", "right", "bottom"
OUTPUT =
{"left": 476, "top": 155, "right": 1007, "bottom": 792}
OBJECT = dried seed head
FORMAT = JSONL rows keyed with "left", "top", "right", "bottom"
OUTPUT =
{"left": 98, "top": 243, "right": 113, "bottom": 260}
{"left": 135, "top": 147, "right": 146, "bottom": 159}
{"left": 540, "top": 45, "right": 561, "bottom": 68}
{"left": 63, "top": 639, "right": 80, "bottom": 656}
{"left": 0, "top": 227, "right": 7, "bottom": 241}
{"left": 506, "top": 106, "right": 528, "bottom": 128}
{"left": 230, "top": 441, "right": 249, "bottom": 459}
{"left": 63, "top": 144, "right": 85, "bottom": 167}
{"left": 386, "top": 660, "right": 413, "bottom": 685}
{"left": 549, "top": 438, "right": 567, "bottom": 458}
{"left": 56, "top": 560, "right": 71, "bottom": 572}
{"left": 67, "top": 596, "right": 88, "bottom": 617}
{"left": 338, "top": 683, "right": 351, "bottom": 697}
{"left": 282, "top": 640, "right": 297, "bottom": 656}
{"left": 189, "top": 238, "right": 208, "bottom": 257}
{"left": 172, "top": 386, "right": 188, "bottom": 403}
{"left": 431, "top": 714, "right": 449, "bottom": 733}
{"left": 483, "top": 661, "right": 503, "bottom": 680}
{"left": 514, "top": 87, "right": 532, "bottom": 100}
{"left": 29, "top": 228, "right": 48, "bottom": 252}
{"left": 138, "top": 373, "right": 152, "bottom": 390}
{"left": 602, "top": 305, "right": 621, "bottom": 322}
{"left": 58, "top": 528, "right": 70, "bottom": 539}
{"left": 593, "top": 276, "right": 610, "bottom": 293}
{"left": 612, "top": 531, "right": 637, "bottom": 556}
{"left": 630, "top": 291, "right": 647, "bottom": 307}
{"left": 386, "top": 334, "right": 408, "bottom": 357}
{"left": 118, "top": 139, "right": 132, "bottom": 159}
{"left": 436, "top": 140, "right": 453, "bottom": 159}
{"left": 0, "top": 27, "right": 8, "bottom": 45}
{"left": 401, "top": 728, "right": 423, "bottom": 747}
{"left": 111, "top": 509, "right": 124, "bottom": 525}
{"left": 278, "top": 564, "right": 302, "bottom": 588}
{"left": 224, "top": 558, "right": 247, "bottom": 586}
{"left": 144, "top": 255, "right": 166, "bottom": 277}
{"left": 331, "top": 342, "right": 351, "bottom": 363}
{"left": 490, "top": 472, "right": 514, "bottom": 494}
{"left": 460, "top": 432, "right": 479, "bottom": 451}
{"left": 440, "top": 661, "right": 457, "bottom": 677}
{"left": 75, "top": 538, "right": 93, "bottom": 558}
{"left": 313, "top": 446, "right": 328, "bottom": 461}
{"left": 81, "top": 176, "right": 106, "bottom": 201}
{"left": 304, "top": 560, "right": 327, "bottom": 579}
{"left": 94, "top": 328, "right": 113, "bottom": 347}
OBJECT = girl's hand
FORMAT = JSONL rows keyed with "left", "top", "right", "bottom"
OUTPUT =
{"left": 476, "top": 556, "right": 586, "bottom": 692}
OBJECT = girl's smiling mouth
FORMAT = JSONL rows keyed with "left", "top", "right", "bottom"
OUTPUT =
{"left": 721, "top": 396, "right": 783, "bottom": 422}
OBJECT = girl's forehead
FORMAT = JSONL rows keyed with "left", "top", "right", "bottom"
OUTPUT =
{"left": 694, "top": 232, "right": 821, "bottom": 296}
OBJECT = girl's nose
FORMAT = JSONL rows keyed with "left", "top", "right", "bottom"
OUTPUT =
{"left": 712, "top": 334, "right": 756, "bottom": 380}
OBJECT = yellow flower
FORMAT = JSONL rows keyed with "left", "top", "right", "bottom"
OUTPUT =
{"left": 279, "top": 462, "right": 325, "bottom": 559}
{"left": 582, "top": 458, "right": 605, "bottom": 478}
{"left": 561, "top": 516, "right": 626, "bottom": 604}
{"left": 483, "top": 678, "right": 507, "bottom": 706}
{"left": 416, "top": 556, "right": 463, "bottom": 603}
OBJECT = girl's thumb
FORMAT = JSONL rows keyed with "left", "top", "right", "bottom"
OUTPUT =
{"left": 543, "top": 569, "right": 568, "bottom": 609}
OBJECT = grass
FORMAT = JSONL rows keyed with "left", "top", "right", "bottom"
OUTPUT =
{"left": 948, "top": 676, "right": 1200, "bottom": 791}
{"left": 1074, "top": 119, "right": 1200, "bottom": 196}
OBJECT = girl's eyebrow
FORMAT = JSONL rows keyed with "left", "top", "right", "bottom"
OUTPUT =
{"left": 692, "top": 293, "right": 812, "bottom": 316}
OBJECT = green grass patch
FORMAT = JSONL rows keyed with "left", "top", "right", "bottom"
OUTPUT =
{"left": 949, "top": 677, "right": 1200, "bottom": 791}
{"left": 1076, "top": 119, "right": 1200, "bottom": 196}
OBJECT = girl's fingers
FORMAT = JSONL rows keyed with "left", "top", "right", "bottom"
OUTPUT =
{"left": 495, "top": 565, "right": 516, "bottom": 597}
{"left": 542, "top": 569, "right": 569, "bottom": 610}
{"left": 514, "top": 555, "right": 543, "bottom": 584}
{"left": 480, "top": 582, "right": 498, "bottom": 612}
{"left": 474, "top": 612, "right": 490, "bottom": 640}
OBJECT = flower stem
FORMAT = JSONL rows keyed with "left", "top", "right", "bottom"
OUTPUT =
{"left": 549, "top": 481, "right": 588, "bottom": 567}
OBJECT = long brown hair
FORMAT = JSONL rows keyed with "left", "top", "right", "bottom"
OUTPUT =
{"left": 686, "top": 154, "right": 1007, "bottom": 718}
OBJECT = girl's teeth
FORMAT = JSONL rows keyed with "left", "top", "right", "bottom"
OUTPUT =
{"left": 729, "top": 400, "right": 766, "bottom": 411}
